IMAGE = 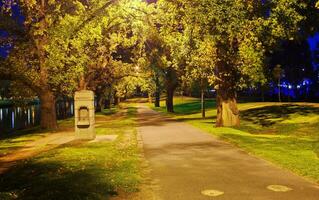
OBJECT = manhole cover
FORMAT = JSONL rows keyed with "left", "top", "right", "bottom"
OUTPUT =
{"left": 201, "top": 189, "right": 224, "bottom": 197}
{"left": 267, "top": 185, "right": 292, "bottom": 192}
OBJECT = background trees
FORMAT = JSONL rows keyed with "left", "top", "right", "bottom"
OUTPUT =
{"left": 175, "top": 0, "right": 305, "bottom": 126}
{"left": 0, "top": 0, "right": 144, "bottom": 129}
{"left": 0, "top": 0, "right": 315, "bottom": 128}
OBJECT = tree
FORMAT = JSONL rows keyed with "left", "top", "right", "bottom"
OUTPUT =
{"left": 0, "top": 0, "right": 123, "bottom": 129}
{"left": 0, "top": 0, "right": 308, "bottom": 128}
{"left": 138, "top": 0, "right": 187, "bottom": 113}
{"left": 184, "top": 37, "right": 216, "bottom": 118}
{"left": 178, "top": 0, "right": 304, "bottom": 126}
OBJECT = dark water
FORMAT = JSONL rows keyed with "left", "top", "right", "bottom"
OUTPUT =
{"left": 0, "top": 101, "right": 74, "bottom": 134}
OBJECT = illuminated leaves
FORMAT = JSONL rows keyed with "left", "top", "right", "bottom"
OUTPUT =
{"left": 0, "top": 0, "right": 307, "bottom": 98}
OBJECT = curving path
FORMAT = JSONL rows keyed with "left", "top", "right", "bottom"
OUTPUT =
{"left": 137, "top": 106, "right": 319, "bottom": 200}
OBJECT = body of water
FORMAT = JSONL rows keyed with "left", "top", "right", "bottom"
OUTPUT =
{"left": 0, "top": 101, "right": 74, "bottom": 134}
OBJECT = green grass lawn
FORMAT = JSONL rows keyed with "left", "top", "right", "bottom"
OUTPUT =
{"left": 150, "top": 97, "right": 319, "bottom": 183}
{"left": 0, "top": 117, "right": 76, "bottom": 157}
{"left": 0, "top": 107, "right": 141, "bottom": 200}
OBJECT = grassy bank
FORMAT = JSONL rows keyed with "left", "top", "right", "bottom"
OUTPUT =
{"left": 0, "top": 107, "right": 141, "bottom": 199}
{"left": 150, "top": 97, "right": 319, "bottom": 183}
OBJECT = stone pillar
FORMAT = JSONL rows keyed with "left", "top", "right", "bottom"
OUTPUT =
{"left": 74, "top": 90, "right": 95, "bottom": 140}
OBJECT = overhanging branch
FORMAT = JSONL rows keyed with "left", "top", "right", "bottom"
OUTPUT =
{"left": 70, "top": 0, "right": 118, "bottom": 38}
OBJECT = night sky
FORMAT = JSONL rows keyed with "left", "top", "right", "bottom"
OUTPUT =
{"left": 0, "top": 2, "right": 23, "bottom": 58}
{"left": 308, "top": 33, "right": 319, "bottom": 70}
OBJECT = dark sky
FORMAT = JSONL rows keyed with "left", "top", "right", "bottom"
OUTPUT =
{"left": 0, "top": 30, "right": 11, "bottom": 58}
{"left": 308, "top": 33, "right": 319, "bottom": 70}
{"left": 0, "top": 2, "right": 23, "bottom": 58}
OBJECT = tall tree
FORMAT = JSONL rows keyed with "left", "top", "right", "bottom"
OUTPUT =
{"left": 0, "top": 0, "right": 121, "bottom": 129}
{"left": 178, "top": 0, "right": 304, "bottom": 126}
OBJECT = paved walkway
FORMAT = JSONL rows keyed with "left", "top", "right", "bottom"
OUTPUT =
{"left": 137, "top": 106, "right": 319, "bottom": 200}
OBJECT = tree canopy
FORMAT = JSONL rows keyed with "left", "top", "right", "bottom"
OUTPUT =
{"left": 0, "top": 0, "right": 314, "bottom": 128}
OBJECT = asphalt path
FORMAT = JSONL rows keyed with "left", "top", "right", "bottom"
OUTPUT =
{"left": 137, "top": 106, "right": 319, "bottom": 200}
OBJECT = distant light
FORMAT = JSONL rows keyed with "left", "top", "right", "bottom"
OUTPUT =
{"left": 288, "top": 85, "right": 292, "bottom": 89}
{"left": 297, "top": 85, "right": 301, "bottom": 89}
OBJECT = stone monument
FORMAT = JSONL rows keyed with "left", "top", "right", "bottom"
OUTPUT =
{"left": 74, "top": 90, "right": 95, "bottom": 140}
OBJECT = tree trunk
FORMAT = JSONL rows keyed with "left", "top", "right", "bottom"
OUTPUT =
{"left": 96, "top": 94, "right": 105, "bottom": 112}
{"left": 106, "top": 92, "right": 112, "bottom": 109}
{"left": 201, "top": 88, "right": 205, "bottom": 118}
{"left": 165, "top": 68, "right": 178, "bottom": 113}
{"left": 39, "top": 90, "right": 58, "bottom": 130}
{"left": 154, "top": 90, "right": 160, "bottom": 107}
{"left": 113, "top": 91, "right": 119, "bottom": 105}
{"left": 216, "top": 89, "right": 240, "bottom": 127}
{"left": 166, "top": 86, "right": 175, "bottom": 113}
{"left": 278, "top": 78, "right": 281, "bottom": 102}
{"left": 154, "top": 75, "right": 161, "bottom": 108}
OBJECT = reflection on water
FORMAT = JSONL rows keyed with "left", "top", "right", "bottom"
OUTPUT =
{"left": 0, "top": 101, "right": 74, "bottom": 134}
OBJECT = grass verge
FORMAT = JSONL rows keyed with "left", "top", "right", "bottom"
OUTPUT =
{"left": 0, "top": 107, "right": 141, "bottom": 200}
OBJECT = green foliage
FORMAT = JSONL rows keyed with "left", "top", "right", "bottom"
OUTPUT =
{"left": 1, "top": 0, "right": 307, "bottom": 92}
{"left": 0, "top": 0, "right": 309, "bottom": 118}
{"left": 180, "top": 0, "right": 304, "bottom": 90}
{"left": 1, "top": 0, "right": 146, "bottom": 96}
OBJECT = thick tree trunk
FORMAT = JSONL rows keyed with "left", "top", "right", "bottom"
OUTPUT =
{"left": 33, "top": 5, "right": 58, "bottom": 130}
{"left": 39, "top": 90, "right": 58, "bottom": 130}
{"left": 166, "top": 86, "right": 175, "bottom": 113}
{"left": 165, "top": 68, "right": 178, "bottom": 113}
{"left": 154, "top": 90, "right": 160, "bottom": 107}
{"left": 216, "top": 89, "right": 240, "bottom": 127}
{"left": 201, "top": 88, "right": 205, "bottom": 118}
